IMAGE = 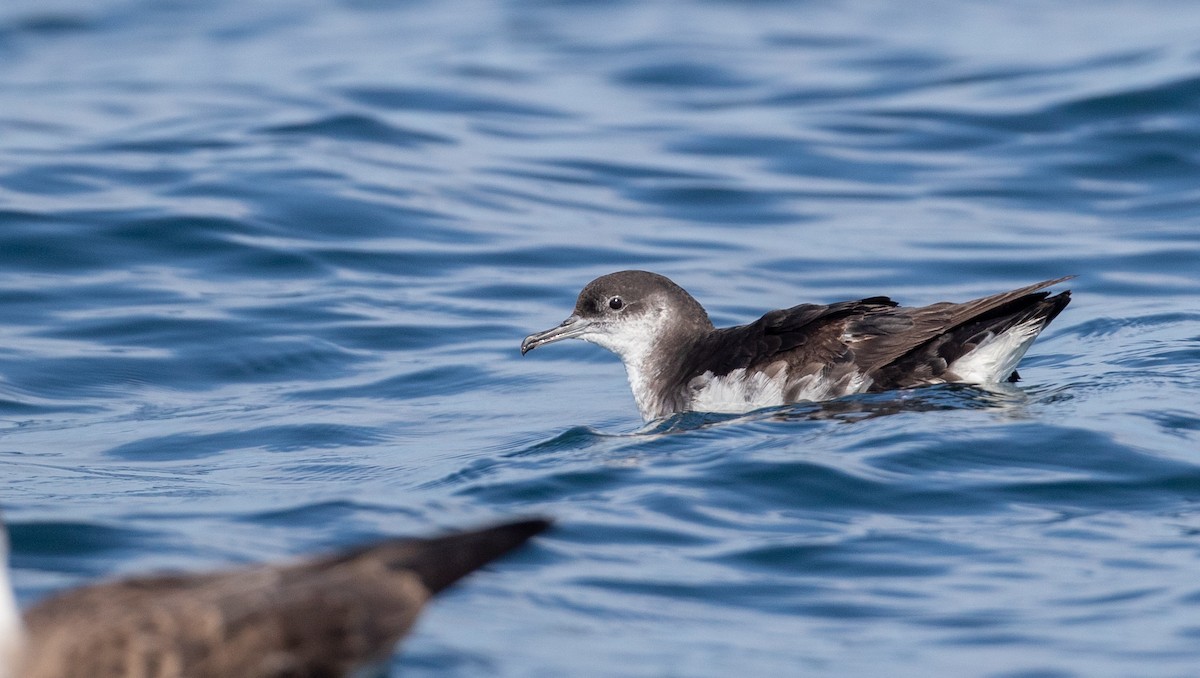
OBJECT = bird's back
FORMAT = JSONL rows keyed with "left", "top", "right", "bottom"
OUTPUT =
{"left": 21, "top": 554, "right": 428, "bottom": 678}
{"left": 19, "top": 519, "right": 550, "bottom": 678}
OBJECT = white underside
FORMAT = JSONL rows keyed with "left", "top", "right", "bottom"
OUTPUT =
{"left": 690, "top": 368, "right": 788, "bottom": 414}
{"left": 688, "top": 367, "right": 871, "bottom": 414}
{"left": 946, "top": 318, "right": 1045, "bottom": 383}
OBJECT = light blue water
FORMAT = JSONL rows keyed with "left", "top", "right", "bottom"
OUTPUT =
{"left": 3, "top": 1, "right": 1199, "bottom": 676}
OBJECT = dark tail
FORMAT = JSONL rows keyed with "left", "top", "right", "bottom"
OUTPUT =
{"left": 398, "top": 518, "right": 551, "bottom": 594}
{"left": 873, "top": 285, "right": 1072, "bottom": 388}
{"left": 942, "top": 288, "right": 1072, "bottom": 381}
{"left": 959, "top": 288, "right": 1072, "bottom": 344}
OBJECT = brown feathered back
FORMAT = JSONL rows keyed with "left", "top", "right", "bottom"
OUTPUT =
{"left": 19, "top": 519, "right": 549, "bottom": 678}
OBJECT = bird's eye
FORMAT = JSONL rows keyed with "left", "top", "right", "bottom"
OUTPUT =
{"left": 608, "top": 296, "right": 624, "bottom": 311}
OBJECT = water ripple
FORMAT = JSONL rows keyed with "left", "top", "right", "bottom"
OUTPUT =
{"left": 3, "top": 1, "right": 1200, "bottom": 677}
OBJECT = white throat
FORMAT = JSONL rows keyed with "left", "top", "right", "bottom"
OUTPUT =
{"left": 621, "top": 358, "right": 665, "bottom": 421}
{"left": 578, "top": 306, "right": 674, "bottom": 420}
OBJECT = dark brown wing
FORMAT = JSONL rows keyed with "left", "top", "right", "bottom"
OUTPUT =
{"left": 684, "top": 297, "right": 901, "bottom": 379}
{"left": 21, "top": 519, "right": 549, "bottom": 678}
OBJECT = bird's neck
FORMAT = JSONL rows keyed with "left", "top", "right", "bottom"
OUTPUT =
{"left": 620, "top": 325, "right": 708, "bottom": 421}
{"left": 623, "top": 358, "right": 665, "bottom": 421}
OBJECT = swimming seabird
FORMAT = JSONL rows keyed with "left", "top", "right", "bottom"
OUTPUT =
{"left": 3, "top": 517, "right": 549, "bottom": 678}
{"left": 522, "top": 270, "right": 1072, "bottom": 420}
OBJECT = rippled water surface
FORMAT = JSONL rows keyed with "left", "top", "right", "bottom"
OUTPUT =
{"left": 3, "top": 1, "right": 1200, "bottom": 676}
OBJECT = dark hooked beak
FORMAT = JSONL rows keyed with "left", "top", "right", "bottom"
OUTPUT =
{"left": 521, "top": 315, "right": 590, "bottom": 355}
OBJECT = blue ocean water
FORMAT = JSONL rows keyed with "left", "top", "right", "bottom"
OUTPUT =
{"left": 2, "top": 0, "right": 1199, "bottom": 675}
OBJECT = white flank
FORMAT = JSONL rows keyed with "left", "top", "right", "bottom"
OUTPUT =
{"left": 788, "top": 370, "right": 872, "bottom": 402}
{"left": 947, "top": 318, "right": 1046, "bottom": 383}
{"left": 689, "top": 367, "right": 871, "bottom": 414}
{"left": 690, "top": 368, "right": 789, "bottom": 414}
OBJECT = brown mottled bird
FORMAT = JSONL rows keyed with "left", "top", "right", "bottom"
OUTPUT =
{"left": 2, "top": 518, "right": 549, "bottom": 678}
{"left": 522, "top": 270, "right": 1072, "bottom": 420}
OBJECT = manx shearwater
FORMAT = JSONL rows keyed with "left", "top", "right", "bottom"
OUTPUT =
{"left": 2, "top": 517, "right": 549, "bottom": 678}
{"left": 522, "top": 270, "right": 1073, "bottom": 420}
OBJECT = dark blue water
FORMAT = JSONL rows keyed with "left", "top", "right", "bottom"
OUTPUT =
{"left": 3, "top": 1, "right": 1200, "bottom": 675}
